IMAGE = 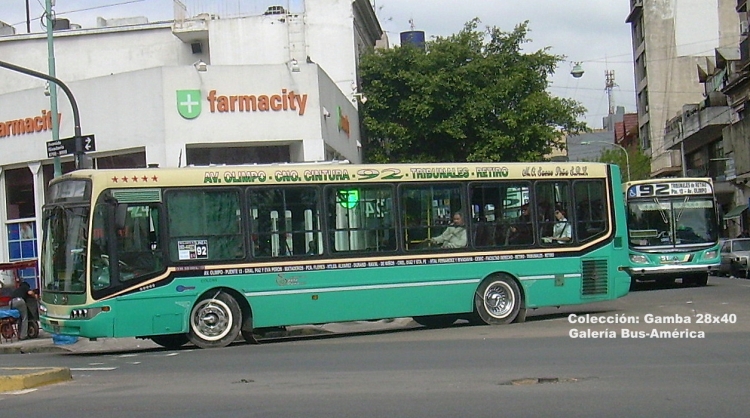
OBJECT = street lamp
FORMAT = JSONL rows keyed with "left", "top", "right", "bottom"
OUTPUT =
{"left": 570, "top": 62, "right": 585, "bottom": 78}
{"left": 581, "top": 141, "right": 631, "bottom": 182}
{"left": 0, "top": 60, "right": 85, "bottom": 169}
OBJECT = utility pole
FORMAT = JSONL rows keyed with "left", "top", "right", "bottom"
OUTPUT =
{"left": 605, "top": 70, "right": 617, "bottom": 115}
{"left": 25, "top": 0, "right": 31, "bottom": 33}
{"left": 46, "top": 0, "right": 62, "bottom": 176}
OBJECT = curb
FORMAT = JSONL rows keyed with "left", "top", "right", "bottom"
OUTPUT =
{"left": 0, "top": 367, "right": 72, "bottom": 392}
{"left": 0, "top": 344, "right": 70, "bottom": 355}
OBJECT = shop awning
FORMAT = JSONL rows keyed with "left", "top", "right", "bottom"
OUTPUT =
{"left": 724, "top": 204, "right": 748, "bottom": 219}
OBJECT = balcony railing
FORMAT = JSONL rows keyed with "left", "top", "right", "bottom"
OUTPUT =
{"left": 626, "top": 0, "right": 643, "bottom": 23}
{"left": 740, "top": 36, "right": 750, "bottom": 68}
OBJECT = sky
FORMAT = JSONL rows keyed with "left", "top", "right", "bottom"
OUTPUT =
{"left": 1, "top": 0, "right": 637, "bottom": 129}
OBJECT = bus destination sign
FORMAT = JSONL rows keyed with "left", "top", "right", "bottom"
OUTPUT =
{"left": 628, "top": 181, "right": 712, "bottom": 198}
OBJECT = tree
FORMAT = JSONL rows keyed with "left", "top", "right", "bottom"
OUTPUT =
{"left": 598, "top": 145, "right": 651, "bottom": 182}
{"left": 359, "top": 19, "right": 587, "bottom": 163}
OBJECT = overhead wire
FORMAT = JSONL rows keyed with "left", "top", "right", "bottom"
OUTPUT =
{"left": 10, "top": 0, "right": 147, "bottom": 28}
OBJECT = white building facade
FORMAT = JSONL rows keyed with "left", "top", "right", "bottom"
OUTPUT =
{"left": 0, "top": 0, "right": 384, "bottom": 276}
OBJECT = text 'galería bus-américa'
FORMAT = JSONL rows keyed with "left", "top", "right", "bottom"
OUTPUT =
{"left": 39, "top": 162, "right": 630, "bottom": 349}
{"left": 624, "top": 178, "right": 720, "bottom": 286}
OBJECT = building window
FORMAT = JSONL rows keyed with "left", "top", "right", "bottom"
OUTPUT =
{"left": 96, "top": 151, "right": 146, "bottom": 169}
{"left": 186, "top": 146, "right": 290, "bottom": 165}
{"left": 6, "top": 221, "right": 38, "bottom": 288}
{"left": 640, "top": 122, "right": 651, "bottom": 150}
{"left": 5, "top": 167, "right": 39, "bottom": 288}
{"left": 5, "top": 167, "right": 34, "bottom": 219}
{"left": 7, "top": 221, "right": 37, "bottom": 260}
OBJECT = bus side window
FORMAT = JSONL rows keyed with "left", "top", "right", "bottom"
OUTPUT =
{"left": 573, "top": 180, "right": 607, "bottom": 242}
{"left": 249, "top": 187, "right": 322, "bottom": 258}
{"left": 401, "top": 184, "right": 464, "bottom": 251}
{"left": 536, "top": 181, "right": 573, "bottom": 246}
{"left": 469, "top": 182, "right": 532, "bottom": 247}
{"left": 116, "top": 203, "right": 164, "bottom": 280}
{"left": 326, "top": 185, "right": 396, "bottom": 253}
{"left": 166, "top": 189, "right": 245, "bottom": 262}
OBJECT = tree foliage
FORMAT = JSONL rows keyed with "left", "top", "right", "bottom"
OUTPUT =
{"left": 598, "top": 145, "right": 651, "bottom": 182}
{"left": 358, "top": 19, "right": 587, "bottom": 163}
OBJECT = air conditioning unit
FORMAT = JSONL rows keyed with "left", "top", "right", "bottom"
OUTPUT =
{"left": 741, "top": 20, "right": 749, "bottom": 36}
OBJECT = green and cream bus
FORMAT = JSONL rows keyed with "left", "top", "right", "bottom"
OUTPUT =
{"left": 624, "top": 178, "right": 720, "bottom": 286}
{"left": 39, "top": 162, "right": 630, "bottom": 348}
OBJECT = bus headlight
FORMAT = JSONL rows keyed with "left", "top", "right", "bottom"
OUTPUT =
{"left": 703, "top": 250, "right": 718, "bottom": 259}
{"left": 70, "top": 309, "right": 89, "bottom": 319}
{"left": 630, "top": 254, "right": 649, "bottom": 264}
{"left": 69, "top": 306, "right": 109, "bottom": 319}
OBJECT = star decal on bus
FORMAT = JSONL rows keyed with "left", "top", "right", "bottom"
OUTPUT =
{"left": 111, "top": 175, "right": 159, "bottom": 182}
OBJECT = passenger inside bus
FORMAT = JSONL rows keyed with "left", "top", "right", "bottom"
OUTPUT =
{"left": 543, "top": 208, "right": 572, "bottom": 244}
{"left": 507, "top": 203, "right": 533, "bottom": 245}
{"left": 429, "top": 212, "right": 467, "bottom": 248}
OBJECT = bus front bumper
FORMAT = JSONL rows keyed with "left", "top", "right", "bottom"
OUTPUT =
{"left": 626, "top": 263, "right": 718, "bottom": 280}
{"left": 40, "top": 315, "right": 114, "bottom": 339}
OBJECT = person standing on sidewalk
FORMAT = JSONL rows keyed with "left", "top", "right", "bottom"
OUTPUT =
{"left": 10, "top": 282, "right": 36, "bottom": 340}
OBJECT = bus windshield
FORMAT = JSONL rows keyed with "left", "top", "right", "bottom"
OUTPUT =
{"left": 627, "top": 197, "right": 717, "bottom": 247}
{"left": 41, "top": 205, "right": 90, "bottom": 293}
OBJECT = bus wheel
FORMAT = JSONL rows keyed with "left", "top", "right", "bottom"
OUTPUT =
{"left": 413, "top": 314, "right": 458, "bottom": 328}
{"left": 694, "top": 274, "right": 708, "bottom": 287}
{"left": 241, "top": 330, "right": 260, "bottom": 344}
{"left": 188, "top": 292, "right": 241, "bottom": 349}
{"left": 473, "top": 274, "right": 520, "bottom": 325}
{"left": 150, "top": 334, "right": 189, "bottom": 349}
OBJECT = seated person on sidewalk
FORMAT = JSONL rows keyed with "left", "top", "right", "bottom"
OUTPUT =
{"left": 10, "top": 282, "right": 36, "bottom": 340}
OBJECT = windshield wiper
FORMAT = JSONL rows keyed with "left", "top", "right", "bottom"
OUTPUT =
{"left": 675, "top": 196, "right": 688, "bottom": 223}
{"left": 653, "top": 198, "right": 669, "bottom": 224}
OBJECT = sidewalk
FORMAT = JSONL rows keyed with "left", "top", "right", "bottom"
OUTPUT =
{"left": 0, "top": 330, "right": 73, "bottom": 392}
{"left": 0, "top": 318, "right": 416, "bottom": 392}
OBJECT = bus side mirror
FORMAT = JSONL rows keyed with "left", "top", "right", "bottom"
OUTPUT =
{"left": 115, "top": 204, "right": 128, "bottom": 229}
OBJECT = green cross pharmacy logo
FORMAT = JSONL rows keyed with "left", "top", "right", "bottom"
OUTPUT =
{"left": 176, "top": 90, "right": 202, "bottom": 119}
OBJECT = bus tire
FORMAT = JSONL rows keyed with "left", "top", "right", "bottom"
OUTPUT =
{"left": 150, "top": 333, "right": 189, "bottom": 349}
{"left": 473, "top": 274, "right": 521, "bottom": 325}
{"left": 514, "top": 308, "right": 527, "bottom": 323}
{"left": 694, "top": 274, "right": 708, "bottom": 287}
{"left": 188, "top": 291, "right": 241, "bottom": 349}
{"left": 413, "top": 314, "right": 458, "bottom": 328}
{"left": 241, "top": 330, "right": 260, "bottom": 344}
